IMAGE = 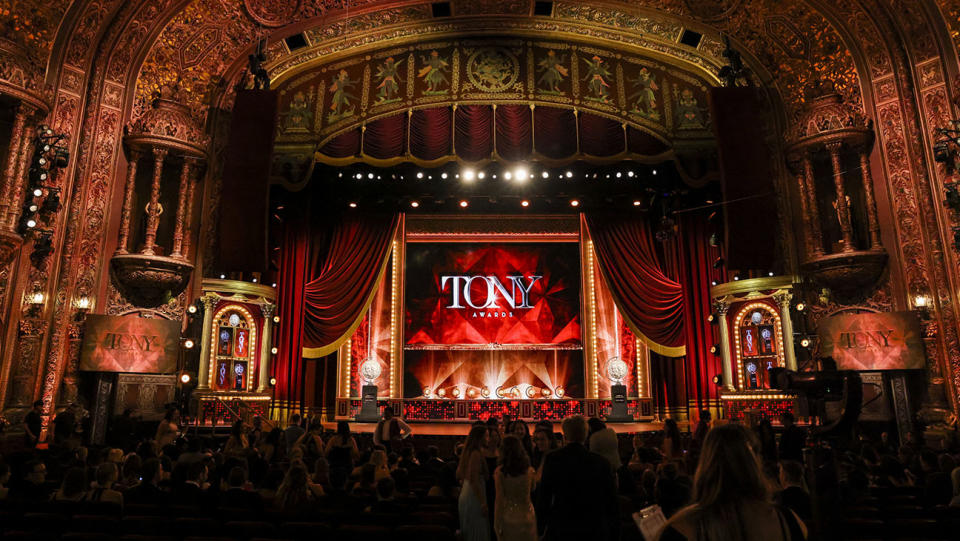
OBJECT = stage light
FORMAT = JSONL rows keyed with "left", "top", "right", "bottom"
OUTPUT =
{"left": 271, "top": 347, "right": 278, "bottom": 355}
{"left": 799, "top": 338, "right": 811, "bottom": 348}
{"left": 183, "top": 339, "right": 195, "bottom": 349}
{"left": 481, "top": 387, "right": 490, "bottom": 398}
{"left": 28, "top": 203, "right": 38, "bottom": 212}
{"left": 462, "top": 169, "right": 475, "bottom": 181}
{"left": 25, "top": 219, "right": 36, "bottom": 228}
{"left": 180, "top": 373, "right": 192, "bottom": 384}
{"left": 569, "top": 199, "right": 579, "bottom": 207}
{"left": 733, "top": 275, "right": 740, "bottom": 281}
{"left": 628, "top": 171, "right": 635, "bottom": 177}
{"left": 652, "top": 169, "right": 658, "bottom": 175}
{"left": 914, "top": 294, "right": 929, "bottom": 308}
{"left": 441, "top": 172, "right": 448, "bottom": 179}
{"left": 33, "top": 188, "right": 43, "bottom": 197}
{"left": 521, "top": 200, "right": 530, "bottom": 207}
{"left": 496, "top": 386, "right": 505, "bottom": 398}
{"left": 541, "top": 388, "right": 551, "bottom": 398}
{"left": 525, "top": 386, "right": 537, "bottom": 398}
{"left": 423, "top": 387, "right": 432, "bottom": 397}
{"left": 633, "top": 200, "right": 641, "bottom": 206}
{"left": 707, "top": 313, "right": 715, "bottom": 323}
{"left": 796, "top": 303, "right": 806, "bottom": 312}
{"left": 555, "top": 386, "right": 565, "bottom": 398}
{"left": 467, "top": 388, "right": 477, "bottom": 398}
{"left": 565, "top": 171, "right": 573, "bottom": 178}
{"left": 768, "top": 272, "right": 775, "bottom": 276}
{"left": 251, "top": 278, "right": 258, "bottom": 283}
{"left": 437, "top": 388, "right": 446, "bottom": 398}
{"left": 710, "top": 344, "right": 720, "bottom": 354}
{"left": 416, "top": 172, "right": 424, "bottom": 179}
{"left": 504, "top": 171, "right": 513, "bottom": 180}
{"left": 273, "top": 315, "right": 280, "bottom": 323}
{"left": 272, "top": 283, "right": 277, "bottom": 288}
{"left": 513, "top": 167, "right": 528, "bottom": 181}
{"left": 220, "top": 274, "right": 226, "bottom": 279}
{"left": 355, "top": 173, "right": 363, "bottom": 179}
{"left": 338, "top": 172, "right": 343, "bottom": 178}
{"left": 541, "top": 171, "right": 549, "bottom": 179}
{"left": 368, "top": 173, "right": 374, "bottom": 179}
{"left": 451, "top": 387, "right": 461, "bottom": 398}
{"left": 187, "top": 305, "right": 197, "bottom": 314}
{"left": 711, "top": 281, "right": 717, "bottom": 286}
{"left": 75, "top": 296, "right": 91, "bottom": 311}
{"left": 348, "top": 202, "right": 357, "bottom": 208}
{"left": 269, "top": 377, "right": 277, "bottom": 386}
{"left": 459, "top": 200, "right": 469, "bottom": 208}
{"left": 478, "top": 171, "right": 486, "bottom": 180}
{"left": 712, "top": 374, "right": 723, "bottom": 386}
{"left": 616, "top": 172, "right": 622, "bottom": 178}
{"left": 410, "top": 201, "right": 420, "bottom": 208}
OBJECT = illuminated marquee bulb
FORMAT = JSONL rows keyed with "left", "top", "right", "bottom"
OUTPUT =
{"left": 496, "top": 386, "right": 505, "bottom": 398}
{"left": 541, "top": 388, "right": 551, "bottom": 398}
{"left": 555, "top": 386, "right": 565, "bottom": 398}
{"left": 451, "top": 387, "right": 461, "bottom": 398}
{"left": 423, "top": 387, "right": 432, "bottom": 397}
{"left": 525, "top": 386, "right": 537, "bottom": 398}
{"left": 481, "top": 387, "right": 490, "bottom": 398}
{"left": 467, "top": 388, "right": 477, "bottom": 398}
{"left": 437, "top": 388, "right": 446, "bottom": 398}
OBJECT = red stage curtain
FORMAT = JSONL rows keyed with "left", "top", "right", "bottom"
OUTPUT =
{"left": 410, "top": 108, "right": 452, "bottom": 160}
{"left": 363, "top": 114, "right": 407, "bottom": 159}
{"left": 627, "top": 127, "right": 670, "bottom": 155}
{"left": 455, "top": 105, "right": 493, "bottom": 161}
{"left": 579, "top": 113, "right": 624, "bottom": 157}
{"left": 495, "top": 105, "right": 532, "bottom": 161}
{"left": 534, "top": 107, "right": 577, "bottom": 159}
{"left": 320, "top": 127, "right": 361, "bottom": 157}
{"left": 584, "top": 213, "right": 685, "bottom": 355}
{"left": 273, "top": 204, "right": 311, "bottom": 412}
{"left": 301, "top": 213, "right": 400, "bottom": 357}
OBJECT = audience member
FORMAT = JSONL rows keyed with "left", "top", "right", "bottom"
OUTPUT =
{"left": 776, "top": 460, "right": 811, "bottom": 522}
{"left": 494, "top": 434, "right": 536, "bottom": 541}
{"left": 275, "top": 464, "right": 314, "bottom": 515}
{"left": 125, "top": 458, "right": 166, "bottom": 506}
{"left": 174, "top": 460, "right": 209, "bottom": 506}
{"left": 779, "top": 412, "right": 805, "bottom": 462}
{"left": 537, "top": 415, "right": 618, "bottom": 541}
{"left": 657, "top": 424, "right": 806, "bottom": 541}
{"left": 218, "top": 466, "right": 263, "bottom": 512}
{"left": 373, "top": 406, "right": 412, "bottom": 452}
{"left": 284, "top": 413, "right": 305, "bottom": 453}
{"left": 13, "top": 459, "right": 50, "bottom": 501}
{"left": 428, "top": 462, "right": 460, "bottom": 499}
{"left": 52, "top": 467, "right": 86, "bottom": 502}
{"left": 662, "top": 418, "right": 683, "bottom": 460}
{"left": 83, "top": 462, "right": 124, "bottom": 509}
{"left": 155, "top": 408, "right": 180, "bottom": 448}
{"left": 22, "top": 400, "right": 43, "bottom": 448}
{"left": 458, "top": 424, "right": 492, "bottom": 541}
{"left": 326, "top": 421, "right": 360, "bottom": 469}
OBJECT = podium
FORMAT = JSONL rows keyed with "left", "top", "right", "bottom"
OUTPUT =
{"left": 358, "top": 385, "right": 380, "bottom": 421}
{"left": 607, "top": 383, "right": 632, "bottom": 422}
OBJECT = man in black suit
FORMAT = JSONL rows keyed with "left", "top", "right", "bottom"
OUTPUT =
{"left": 173, "top": 461, "right": 209, "bottom": 507}
{"left": 125, "top": 458, "right": 168, "bottom": 506}
{"left": 778, "top": 412, "right": 806, "bottom": 462}
{"left": 537, "top": 415, "right": 620, "bottom": 541}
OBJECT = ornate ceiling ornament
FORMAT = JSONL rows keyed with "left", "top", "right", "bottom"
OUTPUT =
{"left": 0, "top": 37, "right": 51, "bottom": 112}
{"left": 681, "top": 0, "right": 745, "bottom": 22}
{"left": 243, "top": 0, "right": 304, "bottom": 28}
{"left": 125, "top": 88, "right": 208, "bottom": 158}
{"left": 110, "top": 253, "right": 195, "bottom": 308}
{"left": 786, "top": 91, "right": 871, "bottom": 152}
{"left": 465, "top": 47, "right": 520, "bottom": 93}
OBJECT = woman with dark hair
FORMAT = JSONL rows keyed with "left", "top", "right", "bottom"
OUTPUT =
{"left": 52, "top": 467, "right": 87, "bottom": 502}
{"left": 657, "top": 424, "right": 806, "bottom": 541}
{"left": 494, "top": 435, "right": 536, "bottom": 541}
{"left": 258, "top": 427, "right": 283, "bottom": 463}
{"left": 155, "top": 408, "right": 179, "bottom": 448}
{"left": 662, "top": 418, "right": 683, "bottom": 460}
{"left": 459, "top": 424, "right": 492, "bottom": 541}
{"left": 326, "top": 421, "right": 360, "bottom": 470}
{"left": 531, "top": 426, "right": 556, "bottom": 472}
{"left": 509, "top": 420, "right": 534, "bottom": 460}
{"left": 224, "top": 420, "right": 249, "bottom": 457}
{"left": 296, "top": 419, "right": 325, "bottom": 464}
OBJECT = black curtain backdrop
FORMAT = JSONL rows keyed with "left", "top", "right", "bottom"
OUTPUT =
{"left": 219, "top": 90, "right": 278, "bottom": 272}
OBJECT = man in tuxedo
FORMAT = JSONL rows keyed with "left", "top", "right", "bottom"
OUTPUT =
{"left": 537, "top": 415, "right": 620, "bottom": 541}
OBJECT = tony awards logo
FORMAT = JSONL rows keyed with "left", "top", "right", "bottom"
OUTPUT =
{"left": 440, "top": 274, "right": 541, "bottom": 318}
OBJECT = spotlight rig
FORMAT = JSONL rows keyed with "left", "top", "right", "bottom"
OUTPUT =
{"left": 18, "top": 126, "right": 69, "bottom": 267}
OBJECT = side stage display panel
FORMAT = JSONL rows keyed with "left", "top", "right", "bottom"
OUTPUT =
{"left": 404, "top": 242, "right": 583, "bottom": 398}
{"left": 817, "top": 311, "right": 924, "bottom": 371}
{"left": 80, "top": 315, "right": 180, "bottom": 373}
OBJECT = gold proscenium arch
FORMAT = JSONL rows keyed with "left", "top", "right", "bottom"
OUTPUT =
{"left": 263, "top": 22, "right": 732, "bottom": 188}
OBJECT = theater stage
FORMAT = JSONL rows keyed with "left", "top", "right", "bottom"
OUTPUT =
{"left": 348, "top": 420, "right": 665, "bottom": 437}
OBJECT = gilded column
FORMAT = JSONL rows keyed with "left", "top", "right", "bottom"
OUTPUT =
{"left": 714, "top": 300, "right": 735, "bottom": 392}
{"left": 858, "top": 151, "right": 882, "bottom": 250}
{"left": 182, "top": 163, "right": 200, "bottom": 260}
{"left": 826, "top": 141, "right": 855, "bottom": 253}
{"left": 6, "top": 107, "right": 37, "bottom": 229}
{"left": 0, "top": 103, "right": 28, "bottom": 226}
{"left": 197, "top": 293, "right": 220, "bottom": 389}
{"left": 115, "top": 150, "right": 141, "bottom": 254}
{"left": 801, "top": 153, "right": 824, "bottom": 256}
{"left": 773, "top": 291, "right": 797, "bottom": 371}
{"left": 11, "top": 318, "right": 45, "bottom": 407}
{"left": 171, "top": 158, "right": 192, "bottom": 259}
{"left": 258, "top": 303, "right": 276, "bottom": 392}
{"left": 60, "top": 323, "right": 84, "bottom": 404}
{"left": 790, "top": 156, "right": 813, "bottom": 259}
{"left": 141, "top": 147, "right": 168, "bottom": 256}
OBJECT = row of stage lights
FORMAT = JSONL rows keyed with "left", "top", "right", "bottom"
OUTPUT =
{"left": 341, "top": 165, "right": 656, "bottom": 209}
{"left": 422, "top": 384, "right": 566, "bottom": 400}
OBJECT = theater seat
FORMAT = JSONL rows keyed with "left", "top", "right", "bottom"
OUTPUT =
{"left": 223, "top": 521, "right": 277, "bottom": 540}
{"left": 337, "top": 525, "right": 391, "bottom": 541}
{"left": 174, "top": 517, "right": 221, "bottom": 538}
{"left": 278, "top": 522, "right": 334, "bottom": 540}
{"left": 121, "top": 515, "right": 169, "bottom": 535}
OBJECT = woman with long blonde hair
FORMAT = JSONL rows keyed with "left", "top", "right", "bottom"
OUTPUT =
{"left": 657, "top": 424, "right": 806, "bottom": 541}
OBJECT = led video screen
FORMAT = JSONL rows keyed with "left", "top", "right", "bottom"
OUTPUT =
{"left": 404, "top": 242, "right": 582, "bottom": 346}
{"left": 80, "top": 315, "right": 180, "bottom": 373}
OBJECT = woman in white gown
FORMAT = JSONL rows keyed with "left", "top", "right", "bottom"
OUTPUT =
{"left": 494, "top": 435, "right": 537, "bottom": 541}
{"left": 459, "top": 425, "right": 492, "bottom": 541}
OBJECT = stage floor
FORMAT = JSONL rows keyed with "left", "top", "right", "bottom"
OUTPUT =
{"left": 348, "top": 421, "right": 664, "bottom": 437}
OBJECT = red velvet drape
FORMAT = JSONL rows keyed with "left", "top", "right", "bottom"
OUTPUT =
{"left": 410, "top": 108, "right": 452, "bottom": 160}
{"left": 496, "top": 105, "right": 532, "bottom": 160}
{"left": 273, "top": 205, "right": 311, "bottom": 412}
{"left": 364, "top": 114, "right": 407, "bottom": 159}
{"left": 455, "top": 105, "right": 493, "bottom": 161}
{"left": 585, "top": 213, "right": 685, "bottom": 352}
{"left": 534, "top": 107, "right": 577, "bottom": 158}
{"left": 579, "top": 113, "right": 624, "bottom": 157}
{"left": 301, "top": 213, "right": 400, "bottom": 355}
